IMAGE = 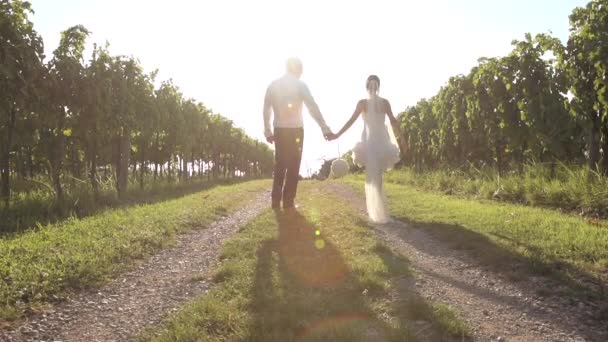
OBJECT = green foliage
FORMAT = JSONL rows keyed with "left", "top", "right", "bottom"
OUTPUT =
{"left": 380, "top": 165, "right": 608, "bottom": 218}
{"left": 561, "top": 0, "right": 608, "bottom": 172}
{"left": 398, "top": 1, "right": 608, "bottom": 176}
{"left": 0, "top": 174, "right": 262, "bottom": 234}
{"left": 0, "top": 0, "right": 45, "bottom": 207}
{"left": 0, "top": 2, "right": 274, "bottom": 219}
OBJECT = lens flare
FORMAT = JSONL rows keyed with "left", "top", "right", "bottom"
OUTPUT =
{"left": 277, "top": 211, "right": 348, "bottom": 288}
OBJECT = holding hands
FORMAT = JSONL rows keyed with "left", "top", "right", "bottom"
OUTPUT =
{"left": 324, "top": 131, "right": 339, "bottom": 141}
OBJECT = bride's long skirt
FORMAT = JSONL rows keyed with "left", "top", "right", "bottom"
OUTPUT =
{"left": 364, "top": 158, "right": 391, "bottom": 224}
{"left": 352, "top": 126, "right": 400, "bottom": 224}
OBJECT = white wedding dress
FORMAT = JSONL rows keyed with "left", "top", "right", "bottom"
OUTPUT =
{"left": 352, "top": 95, "right": 400, "bottom": 224}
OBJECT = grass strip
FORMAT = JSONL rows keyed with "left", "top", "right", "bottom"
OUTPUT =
{"left": 343, "top": 177, "right": 608, "bottom": 303}
{"left": 0, "top": 180, "right": 270, "bottom": 321}
{"left": 380, "top": 167, "right": 608, "bottom": 219}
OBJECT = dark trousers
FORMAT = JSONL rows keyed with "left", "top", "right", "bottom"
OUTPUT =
{"left": 272, "top": 128, "right": 304, "bottom": 208}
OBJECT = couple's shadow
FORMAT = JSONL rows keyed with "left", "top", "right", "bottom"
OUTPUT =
{"left": 248, "top": 210, "right": 381, "bottom": 341}
{"left": 247, "top": 210, "right": 455, "bottom": 341}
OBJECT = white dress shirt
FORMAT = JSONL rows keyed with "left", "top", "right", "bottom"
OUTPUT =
{"left": 263, "top": 74, "right": 331, "bottom": 138}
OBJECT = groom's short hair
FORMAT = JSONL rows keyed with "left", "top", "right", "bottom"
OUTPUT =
{"left": 286, "top": 58, "right": 303, "bottom": 75}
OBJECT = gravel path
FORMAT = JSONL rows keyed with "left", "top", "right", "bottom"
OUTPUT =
{"left": 330, "top": 183, "right": 608, "bottom": 342}
{"left": 1, "top": 191, "right": 269, "bottom": 342}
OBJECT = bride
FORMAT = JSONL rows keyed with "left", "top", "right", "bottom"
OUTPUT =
{"left": 329, "top": 75, "right": 406, "bottom": 224}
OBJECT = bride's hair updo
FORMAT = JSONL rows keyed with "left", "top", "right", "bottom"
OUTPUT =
{"left": 366, "top": 75, "right": 380, "bottom": 95}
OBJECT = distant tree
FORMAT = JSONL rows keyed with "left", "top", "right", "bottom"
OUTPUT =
{"left": 0, "top": 0, "right": 45, "bottom": 208}
{"left": 562, "top": 0, "right": 608, "bottom": 174}
{"left": 43, "top": 25, "right": 90, "bottom": 200}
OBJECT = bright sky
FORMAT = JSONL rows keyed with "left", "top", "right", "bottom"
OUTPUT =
{"left": 29, "top": 0, "right": 588, "bottom": 176}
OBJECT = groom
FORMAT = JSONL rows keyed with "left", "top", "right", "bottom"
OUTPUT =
{"left": 263, "top": 58, "right": 335, "bottom": 210}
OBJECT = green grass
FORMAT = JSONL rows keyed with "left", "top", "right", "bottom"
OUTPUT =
{"left": 343, "top": 176, "right": 608, "bottom": 303}
{"left": 1, "top": 175, "right": 257, "bottom": 234}
{"left": 0, "top": 180, "right": 270, "bottom": 322}
{"left": 380, "top": 165, "right": 608, "bottom": 219}
{"left": 140, "top": 182, "right": 469, "bottom": 341}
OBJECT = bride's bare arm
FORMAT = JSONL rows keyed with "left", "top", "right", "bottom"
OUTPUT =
{"left": 336, "top": 100, "right": 365, "bottom": 138}
{"left": 385, "top": 99, "right": 408, "bottom": 155}
{"left": 385, "top": 99, "right": 399, "bottom": 127}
